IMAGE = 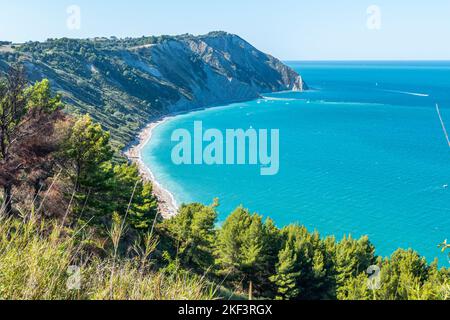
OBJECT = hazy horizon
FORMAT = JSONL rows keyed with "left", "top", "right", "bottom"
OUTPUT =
{"left": 1, "top": 0, "right": 450, "bottom": 60}
{"left": 4, "top": 33, "right": 450, "bottom": 62}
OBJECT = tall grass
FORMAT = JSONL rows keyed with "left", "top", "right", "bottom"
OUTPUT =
{"left": 0, "top": 210, "right": 215, "bottom": 300}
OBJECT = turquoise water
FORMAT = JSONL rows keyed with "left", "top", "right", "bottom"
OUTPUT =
{"left": 142, "top": 61, "right": 450, "bottom": 265}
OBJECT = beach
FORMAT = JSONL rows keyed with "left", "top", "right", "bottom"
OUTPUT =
{"left": 124, "top": 102, "right": 248, "bottom": 218}
{"left": 124, "top": 115, "right": 179, "bottom": 218}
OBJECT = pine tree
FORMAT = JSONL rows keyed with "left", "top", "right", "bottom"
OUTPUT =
{"left": 163, "top": 203, "right": 217, "bottom": 270}
{"left": 242, "top": 215, "right": 264, "bottom": 268}
{"left": 241, "top": 214, "right": 267, "bottom": 292}
{"left": 63, "top": 114, "right": 113, "bottom": 220}
{"left": 215, "top": 207, "right": 272, "bottom": 293}
{"left": 375, "top": 249, "right": 430, "bottom": 300}
{"left": 259, "top": 218, "right": 283, "bottom": 297}
{"left": 269, "top": 225, "right": 337, "bottom": 300}
{"left": 215, "top": 207, "right": 252, "bottom": 278}
{"left": 334, "top": 235, "right": 376, "bottom": 298}
{"left": 111, "top": 163, "right": 158, "bottom": 230}
{"left": 270, "top": 234, "right": 300, "bottom": 300}
{"left": 337, "top": 273, "right": 371, "bottom": 300}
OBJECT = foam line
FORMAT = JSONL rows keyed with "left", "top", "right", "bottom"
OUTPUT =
{"left": 436, "top": 104, "right": 450, "bottom": 148}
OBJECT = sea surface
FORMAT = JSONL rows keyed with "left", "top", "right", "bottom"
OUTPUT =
{"left": 142, "top": 61, "right": 450, "bottom": 265}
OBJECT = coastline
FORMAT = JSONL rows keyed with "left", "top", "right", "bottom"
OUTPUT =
{"left": 124, "top": 114, "right": 179, "bottom": 218}
{"left": 124, "top": 97, "right": 265, "bottom": 218}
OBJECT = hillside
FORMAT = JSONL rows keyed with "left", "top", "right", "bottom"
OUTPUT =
{"left": 0, "top": 32, "right": 306, "bottom": 148}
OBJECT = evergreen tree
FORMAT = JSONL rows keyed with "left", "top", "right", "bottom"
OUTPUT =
{"left": 259, "top": 218, "right": 283, "bottom": 297}
{"left": 270, "top": 233, "right": 301, "bottom": 300}
{"left": 334, "top": 235, "right": 376, "bottom": 299}
{"left": 63, "top": 114, "right": 113, "bottom": 220}
{"left": 163, "top": 203, "right": 217, "bottom": 270}
{"left": 215, "top": 207, "right": 252, "bottom": 277}
{"left": 215, "top": 207, "right": 273, "bottom": 293}
{"left": 241, "top": 214, "right": 269, "bottom": 293}
{"left": 338, "top": 249, "right": 450, "bottom": 300}
{"left": 110, "top": 163, "right": 158, "bottom": 230}
{"left": 375, "top": 249, "right": 430, "bottom": 300}
{"left": 270, "top": 225, "right": 335, "bottom": 300}
{"left": 337, "top": 273, "right": 371, "bottom": 300}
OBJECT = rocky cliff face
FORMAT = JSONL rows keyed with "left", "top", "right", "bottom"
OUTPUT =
{"left": 140, "top": 31, "right": 306, "bottom": 111}
{"left": 0, "top": 32, "right": 306, "bottom": 145}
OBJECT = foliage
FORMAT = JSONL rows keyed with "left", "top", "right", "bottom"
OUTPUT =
{"left": 270, "top": 225, "right": 335, "bottom": 300}
{"left": 338, "top": 249, "right": 450, "bottom": 300}
{"left": 0, "top": 70, "right": 158, "bottom": 234}
{"left": 62, "top": 115, "right": 158, "bottom": 231}
{"left": 210, "top": 207, "right": 448, "bottom": 300}
{"left": 64, "top": 114, "right": 113, "bottom": 192}
{"left": 333, "top": 235, "right": 376, "bottom": 298}
{"left": 215, "top": 207, "right": 282, "bottom": 295}
{"left": 0, "top": 36, "right": 184, "bottom": 149}
{"left": 162, "top": 203, "right": 217, "bottom": 271}
{"left": 0, "top": 212, "right": 214, "bottom": 300}
{"left": 0, "top": 67, "right": 64, "bottom": 214}
{"left": 110, "top": 163, "right": 158, "bottom": 230}
{"left": 62, "top": 114, "right": 114, "bottom": 220}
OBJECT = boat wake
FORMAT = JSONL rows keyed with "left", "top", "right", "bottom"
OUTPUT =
{"left": 384, "top": 89, "right": 429, "bottom": 97}
{"left": 261, "top": 96, "right": 299, "bottom": 102}
{"left": 435, "top": 104, "right": 450, "bottom": 148}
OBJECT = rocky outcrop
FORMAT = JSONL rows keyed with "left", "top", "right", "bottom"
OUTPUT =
{"left": 138, "top": 32, "right": 306, "bottom": 111}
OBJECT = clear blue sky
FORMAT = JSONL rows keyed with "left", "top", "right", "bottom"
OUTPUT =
{"left": 1, "top": 0, "right": 449, "bottom": 60}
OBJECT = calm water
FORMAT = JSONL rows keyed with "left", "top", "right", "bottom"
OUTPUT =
{"left": 142, "top": 61, "right": 450, "bottom": 265}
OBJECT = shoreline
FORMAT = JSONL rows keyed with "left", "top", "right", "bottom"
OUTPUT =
{"left": 124, "top": 114, "right": 180, "bottom": 218}
{"left": 124, "top": 97, "right": 265, "bottom": 218}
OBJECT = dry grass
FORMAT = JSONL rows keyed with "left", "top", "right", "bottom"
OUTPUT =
{"left": 0, "top": 210, "right": 215, "bottom": 300}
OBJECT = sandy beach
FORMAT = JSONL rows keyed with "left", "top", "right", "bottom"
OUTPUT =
{"left": 124, "top": 115, "right": 179, "bottom": 218}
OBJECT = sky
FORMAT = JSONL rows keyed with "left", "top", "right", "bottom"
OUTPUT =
{"left": 1, "top": 0, "right": 450, "bottom": 60}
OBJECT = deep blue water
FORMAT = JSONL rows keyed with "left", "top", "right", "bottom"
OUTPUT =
{"left": 142, "top": 61, "right": 450, "bottom": 265}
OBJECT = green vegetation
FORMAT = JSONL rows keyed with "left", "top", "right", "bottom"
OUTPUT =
{"left": 0, "top": 67, "right": 449, "bottom": 300}
{"left": 0, "top": 34, "right": 238, "bottom": 149}
{"left": 0, "top": 37, "right": 182, "bottom": 149}
{"left": 0, "top": 213, "right": 214, "bottom": 300}
{"left": 165, "top": 204, "right": 449, "bottom": 300}
{"left": 0, "top": 32, "right": 303, "bottom": 151}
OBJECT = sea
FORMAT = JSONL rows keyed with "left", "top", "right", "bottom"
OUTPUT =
{"left": 142, "top": 61, "right": 450, "bottom": 265}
